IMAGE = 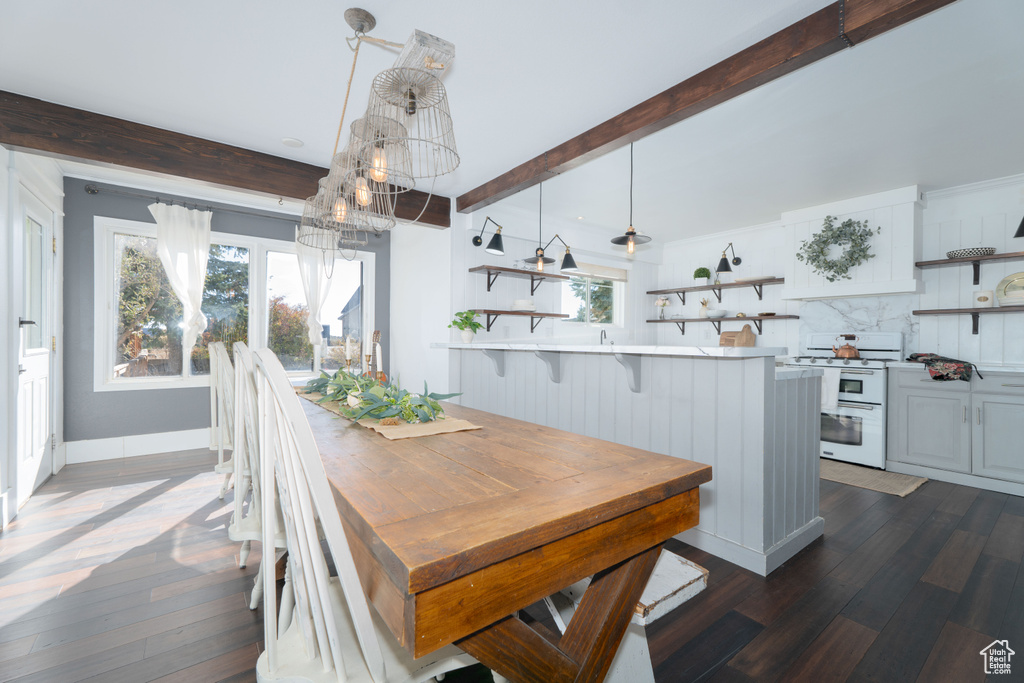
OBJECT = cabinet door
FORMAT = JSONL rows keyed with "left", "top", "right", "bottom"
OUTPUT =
{"left": 972, "top": 393, "right": 1024, "bottom": 483}
{"left": 897, "top": 390, "right": 971, "bottom": 473}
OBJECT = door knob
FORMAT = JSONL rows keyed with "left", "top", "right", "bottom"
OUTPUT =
{"left": 18, "top": 318, "right": 37, "bottom": 326}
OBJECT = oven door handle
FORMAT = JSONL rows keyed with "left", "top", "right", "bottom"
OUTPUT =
{"left": 840, "top": 369, "right": 875, "bottom": 375}
{"left": 837, "top": 402, "right": 874, "bottom": 411}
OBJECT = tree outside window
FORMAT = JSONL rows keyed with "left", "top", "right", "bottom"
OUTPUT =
{"left": 564, "top": 276, "right": 614, "bottom": 323}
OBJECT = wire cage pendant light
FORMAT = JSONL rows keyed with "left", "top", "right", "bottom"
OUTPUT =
{"left": 357, "top": 67, "right": 459, "bottom": 183}
{"left": 610, "top": 143, "right": 652, "bottom": 254}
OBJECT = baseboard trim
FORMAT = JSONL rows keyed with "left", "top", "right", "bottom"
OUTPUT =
{"left": 65, "top": 428, "right": 211, "bottom": 464}
{"left": 677, "top": 516, "right": 824, "bottom": 577}
{"left": 886, "top": 460, "right": 1024, "bottom": 497}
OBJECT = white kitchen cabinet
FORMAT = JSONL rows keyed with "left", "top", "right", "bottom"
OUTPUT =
{"left": 893, "top": 388, "right": 971, "bottom": 473}
{"left": 888, "top": 366, "right": 1024, "bottom": 493}
{"left": 971, "top": 392, "right": 1024, "bottom": 484}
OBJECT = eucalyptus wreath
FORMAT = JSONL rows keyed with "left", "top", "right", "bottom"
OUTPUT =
{"left": 796, "top": 215, "right": 880, "bottom": 283}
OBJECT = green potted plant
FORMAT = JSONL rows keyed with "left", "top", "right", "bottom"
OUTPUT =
{"left": 694, "top": 266, "right": 712, "bottom": 286}
{"left": 449, "top": 310, "right": 484, "bottom": 343}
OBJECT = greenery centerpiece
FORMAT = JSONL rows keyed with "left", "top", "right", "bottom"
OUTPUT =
{"left": 796, "top": 215, "right": 880, "bottom": 283}
{"left": 304, "top": 370, "right": 460, "bottom": 424}
{"left": 693, "top": 266, "right": 711, "bottom": 284}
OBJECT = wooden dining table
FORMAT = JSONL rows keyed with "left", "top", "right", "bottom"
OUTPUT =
{"left": 301, "top": 399, "right": 712, "bottom": 683}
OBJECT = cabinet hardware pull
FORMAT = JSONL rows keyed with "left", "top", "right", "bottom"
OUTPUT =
{"left": 963, "top": 406, "right": 967, "bottom": 422}
{"left": 837, "top": 402, "right": 874, "bottom": 411}
{"left": 1001, "top": 384, "right": 1024, "bottom": 387}
{"left": 977, "top": 407, "right": 981, "bottom": 425}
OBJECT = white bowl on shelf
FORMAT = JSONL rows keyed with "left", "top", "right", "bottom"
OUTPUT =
{"left": 706, "top": 309, "right": 727, "bottom": 318}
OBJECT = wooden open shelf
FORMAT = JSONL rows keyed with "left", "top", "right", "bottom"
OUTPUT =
{"left": 647, "top": 277, "right": 784, "bottom": 304}
{"left": 913, "top": 305, "right": 1024, "bottom": 334}
{"left": 469, "top": 265, "right": 569, "bottom": 294}
{"left": 646, "top": 314, "right": 799, "bottom": 335}
{"left": 915, "top": 250, "right": 1024, "bottom": 285}
{"left": 470, "top": 309, "right": 570, "bottom": 333}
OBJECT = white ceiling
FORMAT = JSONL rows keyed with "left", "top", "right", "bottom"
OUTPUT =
{"left": 3, "top": 0, "right": 1021, "bottom": 244}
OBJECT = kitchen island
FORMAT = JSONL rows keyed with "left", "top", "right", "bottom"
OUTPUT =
{"left": 438, "top": 342, "right": 823, "bottom": 575}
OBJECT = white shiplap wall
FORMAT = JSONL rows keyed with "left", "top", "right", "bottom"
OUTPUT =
{"left": 917, "top": 175, "right": 1024, "bottom": 366}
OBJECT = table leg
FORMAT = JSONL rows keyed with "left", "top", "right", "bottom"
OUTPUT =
{"left": 456, "top": 544, "right": 662, "bottom": 683}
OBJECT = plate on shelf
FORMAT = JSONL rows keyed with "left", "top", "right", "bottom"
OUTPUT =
{"left": 735, "top": 275, "right": 773, "bottom": 282}
{"left": 510, "top": 306, "right": 536, "bottom": 312}
{"left": 946, "top": 247, "right": 995, "bottom": 259}
{"left": 996, "top": 272, "right": 1024, "bottom": 305}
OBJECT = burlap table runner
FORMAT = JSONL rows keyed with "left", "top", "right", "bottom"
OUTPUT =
{"left": 297, "top": 391, "right": 481, "bottom": 440}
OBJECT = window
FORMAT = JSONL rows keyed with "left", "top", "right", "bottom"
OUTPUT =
{"left": 95, "top": 216, "right": 373, "bottom": 391}
{"left": 560, "top": 261, "right": 627, "bottom": 325}
{"left": 108, "top": 229, "right": 250, "bottom": 380}
{"left": 563, "top": 276, "right": 615, "bottom": 323}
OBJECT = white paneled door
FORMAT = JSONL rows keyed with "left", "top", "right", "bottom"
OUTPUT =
{"left": 16, "top": 191, "right": 53, "bottom": 507}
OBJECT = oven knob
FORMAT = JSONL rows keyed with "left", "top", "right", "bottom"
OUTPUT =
{"left": 861, "top": 359, "right": 869, "bottom": 366}
{"left": 810, "top": 358, "right": 816, "bottom": 364}
{"left": 826, "top": 358, "right": 833, "bottom": 364}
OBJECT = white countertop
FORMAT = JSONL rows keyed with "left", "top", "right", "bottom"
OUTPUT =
{"left": 433, "top": 342, "right": 788, "bottom": 359}
{"left": 888, "top": 361, "right": 1024, "bottom": 373}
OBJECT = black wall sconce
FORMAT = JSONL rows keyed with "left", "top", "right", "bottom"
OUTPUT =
{"left": 524, "top": 234, "right": 578, "bottom": 273}
{"left": 1014, "top": 214, "right": 1024, "bottom": 239}
{"left": 716, "top": 242, "right": 742, "bottom": 273}
{"left": 471, "top": 216, "right": 505, "bottom": 255}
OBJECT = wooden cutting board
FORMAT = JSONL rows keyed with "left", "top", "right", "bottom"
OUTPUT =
{"left": 720, "top": 324, "right": 756, "bottom": 347}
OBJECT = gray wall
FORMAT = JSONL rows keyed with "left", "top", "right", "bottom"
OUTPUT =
{"left": 63, "top": 177, "right": 391, "bottom": 441}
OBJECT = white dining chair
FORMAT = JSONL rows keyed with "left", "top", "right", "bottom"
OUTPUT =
{"left": 209, "top": 341, "right": 236, "bottom": 499}
{"left": 252, "top": 347, "right": 481, "bottom": 683}
{"left": 228, "top": 342, "right": 289, "bottom": 616}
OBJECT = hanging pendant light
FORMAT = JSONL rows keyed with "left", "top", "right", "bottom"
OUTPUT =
{"left": 1015, "top": 214, "right": 1024, "bottom": 238}
{"left": 611, "top": 143, "right": 652, "bottom": 254}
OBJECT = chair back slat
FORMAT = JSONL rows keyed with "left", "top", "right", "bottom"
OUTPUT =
{"left": 253, "top": 348, "right": 386, "bottom": 683}
{"left": 232, "top": 342, "right": 262, "bottom": 524}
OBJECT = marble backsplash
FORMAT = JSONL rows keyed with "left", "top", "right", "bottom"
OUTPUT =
{"left": 798, "top": 295, "right": 919, "bottom": 354}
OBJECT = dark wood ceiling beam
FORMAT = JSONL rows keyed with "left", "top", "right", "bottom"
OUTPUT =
{"left": 455, "top": 0, "right": 957, "bottom": 214}
{"left": 0, "top": 90, "right": 450, "bottom": 228}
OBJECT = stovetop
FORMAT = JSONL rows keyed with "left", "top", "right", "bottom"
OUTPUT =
{"left": 787, "top": 356, "right": 888, "bottom": 369}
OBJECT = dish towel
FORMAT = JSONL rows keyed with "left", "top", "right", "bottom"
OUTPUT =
{"left": 820, "top": 368, "right": 841, "bottom": 411}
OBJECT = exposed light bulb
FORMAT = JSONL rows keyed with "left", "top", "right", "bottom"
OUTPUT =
{"left": 370, "top": 147, "right": 388, "bottom": 182}
{"left": 627, "top": 233, "right": 635, "bottom": 255}
{"left": 355, "top": 177, "right": 371, "bottom": 207}
{"left": 537, "top": 259, "right": 544, "bottom": 272}
{"left": 332, "top": 197, "right": 348, "bottom": 222}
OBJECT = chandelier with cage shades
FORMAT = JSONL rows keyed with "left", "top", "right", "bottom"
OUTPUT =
{"left": 296, "top": 8, "right": 459, "bottom": 256}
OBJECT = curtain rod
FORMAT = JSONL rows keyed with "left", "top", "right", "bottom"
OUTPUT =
{"left": 83, "top": 183, "right": 298, "bottom": 222}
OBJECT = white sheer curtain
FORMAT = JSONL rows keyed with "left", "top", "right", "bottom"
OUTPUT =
{"left": 295, "top": 227, "right": 335, "bottom": 347}
{"left": 149, "top": 203, "right": 212, "bottom": 369}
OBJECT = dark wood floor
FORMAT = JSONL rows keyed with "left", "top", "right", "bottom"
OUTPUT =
{"left": 1, "top": 452, "right": 1021, "bottom": 682}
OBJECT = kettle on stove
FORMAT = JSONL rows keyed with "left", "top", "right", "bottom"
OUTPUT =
{"left": 832, "top": 335, "right": 861, "bottom": 359}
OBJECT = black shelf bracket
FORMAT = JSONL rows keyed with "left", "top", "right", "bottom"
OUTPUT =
{"left": 485, "top": 271, "right": 500, "bottom": 292}
{"left": 752, "top": 283, "right": 765, "bottom": 300}
{"left": 972, "top": 312, "right": 980, "bottom": 335}
{"left": 710, "top": 320, "right": 722, "bottom": 334}
{"left": 972, "top": 261, "right": 981, "bottom": 286}
{"left": 752, "top": 319, "right": 763, "bottom": 334}
{"left": 530, "top": 276, "right": 543, "bottom": 295}
{"left": 675, "top": 292, "right": 686, "bottom": 305}
{"left": 485, "top": 313, "right": 499, "bottom": 332}
{"left": 530, "top": 316, "right": 544, "bottom": 333}
{"left": 673, "top": 321, "right": 685, "bottom": 335}
{"left": 711, "top": 287, "right": 723, "bottom": 303}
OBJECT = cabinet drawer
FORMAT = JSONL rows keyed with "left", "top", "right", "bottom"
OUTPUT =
{"left": 971, "top": 372, "right": 1024, "bottom": 396}
{"left": 894, "top": 367, "right": 971, "bottom": 392}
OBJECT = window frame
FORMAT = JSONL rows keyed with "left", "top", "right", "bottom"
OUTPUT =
{"left": 560, "top": 275, "right": 626, "bottom": 327}
{"left": 92, "top": 216, "right": 375, "bottom": 392}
